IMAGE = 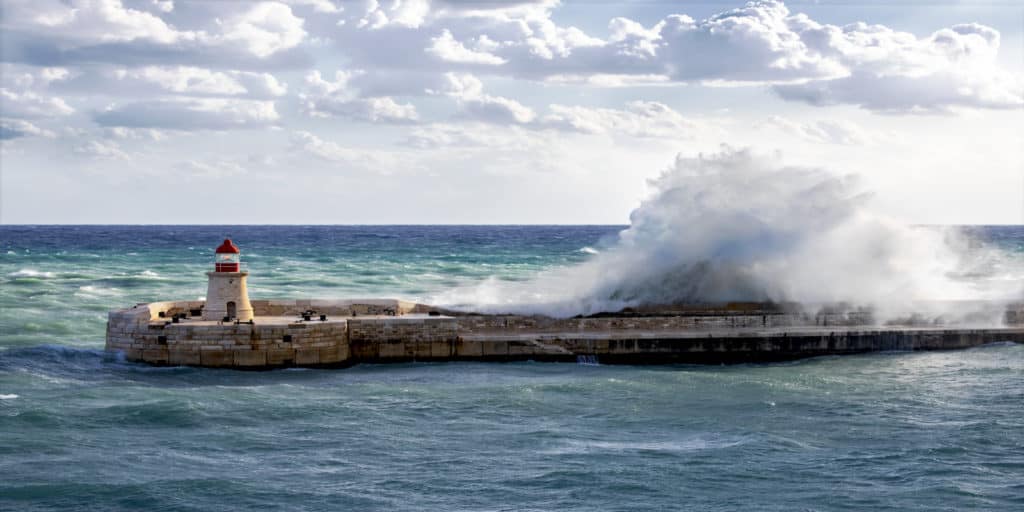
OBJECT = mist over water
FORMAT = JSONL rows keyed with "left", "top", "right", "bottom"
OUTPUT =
{"left": 435, "top": 147, "right": 1024, "bottom": 321}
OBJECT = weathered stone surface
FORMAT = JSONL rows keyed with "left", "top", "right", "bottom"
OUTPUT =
{"left": 378, "top": 341, "right": 408, "bottom": 359}
{"left": 414, "top": 340, "right": 433, "bottom": 359}
{"left": 319, "top": 345, "right": 343, "bottom": 364}
{"left": 455, "top": 339, "right": 482, "bottom": 357}
{"left": 142, "top": 348, "right": 169, "bottom": 364}
{"left": 429, "top": 340, "right": 451, "bottom": 358}
{"left": 267, "top": 348, "right": 295, "bottom": 366}
{"left": 295, "top": 348, "right": 319, "bottom": 365}
{"left": 169, "top": 350, "right": 201, "bottom": 366}
{"left": 106, "top": 299, "right": 1024, "bottom": 369}
{"left": 507, "top": 341, "right": 536, "bottom": 357}
{"left": 481, "top": 341, "right": 508, "bottom": 358}
{"left": 233, "top": 350, "right": 267, "bottom": 367}
{"left": 200, "top": 350, "right": 232, "bottom": 367}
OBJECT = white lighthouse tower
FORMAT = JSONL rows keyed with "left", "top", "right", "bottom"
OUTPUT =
{"left": 202, "top": 239, "right": 254, "bottom": 322}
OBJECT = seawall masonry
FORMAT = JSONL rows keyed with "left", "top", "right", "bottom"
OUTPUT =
{"left": 106, "top": 299, "right": 1024, "bottom": 368}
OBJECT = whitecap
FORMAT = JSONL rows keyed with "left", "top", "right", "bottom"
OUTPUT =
{"left": 8, "top": 269, "right": 55, "bottom": 278}
{"left": 0, "top": 394, "right": 18, "bottom": 400}
{"left": 578, "top": 247, "right": 599, "bottom": 255}
{"left": 76, "top": 285, "right": 120, "bottom": 296}
{"left": 548, "top": 436, "right": 747, "bottom": 455}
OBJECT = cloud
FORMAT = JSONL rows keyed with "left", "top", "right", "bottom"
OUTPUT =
{"left": 104, "top": 126, "right": 167, "bottom": 140}
{"left": 111, "top": 66, "right": 287, "bottom": 97}
{"left": 774, "top": 69, "right": 1023, "bottom": 113}
{"left": 4, "top": 0, "right": 1019, "bottom": 115}
{"left": 460, "top": 94, "right": 535, "bottom": 124}
{"left": 329, "top": 0, "right": 1020, "bottom": 112}
{"left": 93, "top": 98, "right": 279, "bottom": 130}
{"left": 281, "top": 0, "right": 341, "bottom": 14}
{"left": 401, "top": 123, "right": 492, "bottom": 149}
{"left": 399, "top": 122, "right": 553, "bottom": 154}
{"left": 335, "top": 97, "right": 420, "bottom": 123}
{"left": 439, "top": 73, "right": 535, "bottom": 124}
{"left": 9, "top": 0, "right": 199, "bottom": 46}
{"left": 655, "top": 6, "right": 842, "bottom": 83}
{"left": 426, "top": 29, "right": 506, "bottom": 65}
{"left": 771, "top": 19, "right": 1023, "bottom": 112}
{"left": 150, "top": 1, "right": 174, "bottom": 14}
{"left": 0, "top": 118, "right": 57, "bottom": 140}
{"left": 1, "top": 89, "right": 75, "bottom": 118}
{"left": 221, "top": 2, "right": 307, "bottom": 58}
{"left": 176, "top": 158, "right": 248, "bottom": 179}
{"left": 0, "top": 65, "right": 76, "bottom": 119}
{"left": 436, "top": 73, "right": 694, "bottom": 137}
{"left": 759, "top": 116, "right": 870, "bottom": 145}
{"left": 289, "top": 130, "right": 405, "bottom": 170}
{"left": 1, "top": 0, "right": 311, "bottom": 68}
{"left": 299, "top": 70, "right": 419, "bottom": 122}
{"left": 1, "top": 65, "right": 73, "bottom": 90}
{"left": 74, "top": 139, "right": 130, "bottom": 159}
{"left": 356, "top": 0, "right": 430, "bottom": 30}
{"left": 541, "top": 101, "right": 695, "bottom": 138}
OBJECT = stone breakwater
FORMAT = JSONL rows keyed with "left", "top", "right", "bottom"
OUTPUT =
{"left": 105, "top": 299, "right": 1024, "bottom": 368}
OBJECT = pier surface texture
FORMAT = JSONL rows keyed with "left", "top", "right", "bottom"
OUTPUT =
{"left": 105, "top": 299, "right": 1024, "bottom": 369}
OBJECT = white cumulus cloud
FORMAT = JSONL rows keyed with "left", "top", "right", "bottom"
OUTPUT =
{"left": 94, "top": 98, "right": 279, "bottom": 130}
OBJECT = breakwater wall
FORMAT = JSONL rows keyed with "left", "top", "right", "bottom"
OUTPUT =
{"left": 106, "top": 299, "right": 1024, "bottom": 368}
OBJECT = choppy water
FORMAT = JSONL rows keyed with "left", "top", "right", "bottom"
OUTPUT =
{"left": 2, "top": 226, "right": 1023, "bottom": 511}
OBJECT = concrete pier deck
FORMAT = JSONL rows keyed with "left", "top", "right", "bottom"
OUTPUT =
{"left": 105, "top": 298, "right": 1024, "bottom": 369}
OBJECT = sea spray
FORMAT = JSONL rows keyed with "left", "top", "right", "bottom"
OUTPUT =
{"left": 433, "top": 146, "right": 1023, "bottom": 321}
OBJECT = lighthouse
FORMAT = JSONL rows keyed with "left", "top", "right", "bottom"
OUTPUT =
{"left": 202, "top": 238, "right": 253, "bottom": 322}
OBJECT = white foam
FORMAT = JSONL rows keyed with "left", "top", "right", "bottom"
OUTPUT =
{"left": 76, "top": 285, "right": 120, "bottom": 296}
{"left": 578, "top": 246, "right": 599, "bottom": 255}
{"left": 0, "top": 394, "right": 19, "bottom": 400}
{"left": 8, "top": 269, "right": 55, "bottom": 278}
{"left": 433, "top": 146, "right": 1023, "bottom": 323}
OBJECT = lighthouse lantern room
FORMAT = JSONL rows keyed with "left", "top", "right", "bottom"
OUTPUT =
{"left": 202, "top": 238, "right": 254, "bottom": 322}
{"left": 214, "top": 239, "right": 241, "bottom": 272}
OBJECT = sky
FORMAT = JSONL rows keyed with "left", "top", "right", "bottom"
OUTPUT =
{"left": 0, "top": 0, "right": 1022, "bottom": 225}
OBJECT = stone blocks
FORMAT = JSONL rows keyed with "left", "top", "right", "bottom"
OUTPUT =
{"left": 169, "top": 350, "right": 200, "bottom": 366}
{"left": 200, "top": 350, "right": 232, "bottom": 367}
{"left": 233, "top": 350, "right": 267, "bottom": 367}
{"left": 295, "top": 348, "right": 319, "bottom": 365}
{"left": 106, "top": 299, "right": 1024, "bottom": 369}
{"left": 267, "top": 348, "right": 296, "bottom": 366}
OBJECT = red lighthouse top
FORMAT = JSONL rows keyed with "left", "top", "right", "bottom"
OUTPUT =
{"left": 214, "top": 239, "right": 240, "bottom": 272}
{"left": 215, "top": 239, "right": 240, "bottom": 254}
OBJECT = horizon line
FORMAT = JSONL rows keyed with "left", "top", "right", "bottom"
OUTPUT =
{"left": 1, "top": 223, "right": 1022, "bottom": 227}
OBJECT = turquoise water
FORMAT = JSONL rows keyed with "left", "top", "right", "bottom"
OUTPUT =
{"left": 2, "top": 226, "right": 1023, "bottom": 511}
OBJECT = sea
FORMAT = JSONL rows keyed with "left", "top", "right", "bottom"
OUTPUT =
{"left": 1, "top": 225, "right": 1022, "bottom": 511}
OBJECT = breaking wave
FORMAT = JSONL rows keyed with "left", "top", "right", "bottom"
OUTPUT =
{"left": 7, "top": 269, "right": 56, "bottom": 278}
{"left": 433, "top": 146, "right": 1023, "bottom": 321}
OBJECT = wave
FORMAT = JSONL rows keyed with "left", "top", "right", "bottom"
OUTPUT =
{"left": 75, "top": 285, "right": 121, "bottom": 296}
{"left": 432, "top": 146, "right": 1024, "bottom": 322}
{"left": 7, "top": 269, "right": 56, "bottom": 278}
{"left": 578, "top": 246, "right": 600, "bottom": 255}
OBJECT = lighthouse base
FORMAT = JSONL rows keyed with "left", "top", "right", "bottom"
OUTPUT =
{"left": 202, "top": 272, "right": 254, "bottom": 322}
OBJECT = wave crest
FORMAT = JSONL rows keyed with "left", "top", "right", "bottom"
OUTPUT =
{"left": 433, "top": 146, "right": 1022, "bottom": 320}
